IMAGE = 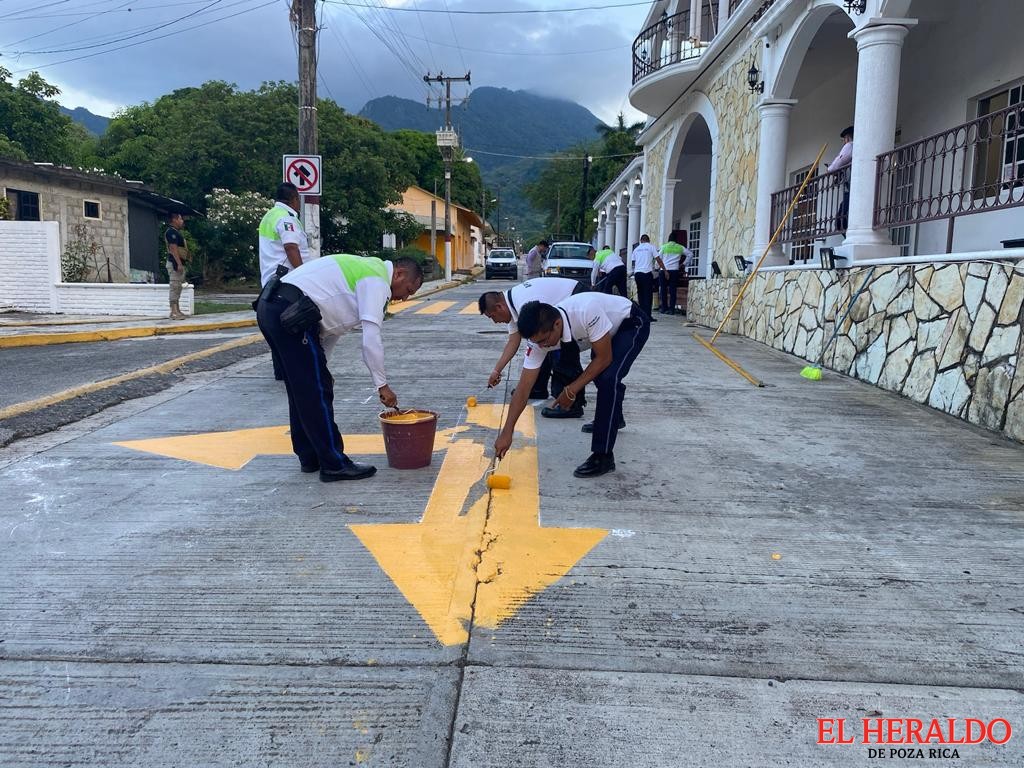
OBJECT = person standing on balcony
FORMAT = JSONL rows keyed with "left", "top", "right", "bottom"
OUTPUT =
{"left": 630, "top": 234, "right": 658, "bottom": 321}
{"left": 828, "top": 126, "right": 854, "bottom": 233}
{"left": 523, "top": 239, "right": 549, "bottom": 279}
{"left": 656, "top": 229, "right": 693, "bottom": 315}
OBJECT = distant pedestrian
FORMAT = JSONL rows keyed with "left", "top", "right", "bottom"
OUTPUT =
{"left": 592, "top": 245, "right": 627, "bottom": 297}
{"left": 493, "top": 293, "right": 650, "bottom": 478}
{"left": 656, "top": 230, "right": 693, "bottom": 315}
{"left": 630, "top": 234, "right": 658, "bottom": 320}
{"left": 258, "top": 182, "right": 314, "bottom": 379}
{"left": 828, "top": 125, "right": 854, "bottom": 232}
{"left": 255, "top": 255, "right": 423, "bottom": 482}
{"left": 523, "top": 239, "right": 549, "bottom": 279}
{"left": 164, "top": 212, "right": 189, "bottom": 320}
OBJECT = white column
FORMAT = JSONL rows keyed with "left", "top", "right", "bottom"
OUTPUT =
{"left": 615, "top": 209, "right": 629, "bottom": 254}
{"left": 604, "top": 207, "right": 616, "bottom": 249}
{"left": 661, "top": 179, "right": 679, "bottom": 242}
{"left": 689, "top": 0, "right": 701, "bottom": 39}
{"left": 717, "top": 0, "right": 730, "bottom": 34}
{"left": 627, "top": 198, "right": 642, "bottom": 254}
{"left": 639, "top": 190, "right": 648, "bottom": 241}
{"left": 840, "top": 21, "right": 915, "bottom": 261}
{"left": 753, "top": 99, "right": 797, "bottom": 266}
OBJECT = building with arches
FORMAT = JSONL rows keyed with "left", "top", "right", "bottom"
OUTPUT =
{"left": 600, "top": 0, "right": 1024, "bottom": 441}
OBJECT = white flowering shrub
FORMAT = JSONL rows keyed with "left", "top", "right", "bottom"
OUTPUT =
{"left": 197, "top": 188, "right": 274, "bottom": 282}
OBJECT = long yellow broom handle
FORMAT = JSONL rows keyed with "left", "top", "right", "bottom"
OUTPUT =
{"left": 710, "top": 142, "right": 829, "bottom": 345}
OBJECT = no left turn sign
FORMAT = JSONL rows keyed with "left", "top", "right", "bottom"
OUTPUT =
{"left": 283, "top": 154, "right": 322, "bottom": 195}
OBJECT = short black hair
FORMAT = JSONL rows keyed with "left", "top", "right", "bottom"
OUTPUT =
{"left": 393, "top": 257, "right": 423, "bottom": 282}
{"left": 640, "top": 234, "right": 650, "bottom": 242}
{"left": 538, "top": 239, "right": 549, "bottom": 247}
{"left": 478, "top": 291, "right": 503, "bottom": 314}
{"left": 516, "top": 301, "right": 560, "bottom": 340}
{"left": 276, "top": 182, "right": 299, "bottom": 202}
{"left": 840, "top": 125, "right": 854, "bottom": 140}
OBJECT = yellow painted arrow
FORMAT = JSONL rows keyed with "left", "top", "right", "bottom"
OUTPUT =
{"left": 114, "top": 425, "right": 468, "bottom": 470}
{"left": 349, "top": 405, "right": 607, "bottom": 646}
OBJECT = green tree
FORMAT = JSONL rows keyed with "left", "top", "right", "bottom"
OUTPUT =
{"left": 389, "top": 129, "right": 487, "bottom": 213}
{"left": 0, "top": 67, "right": 96, "bottom": 164}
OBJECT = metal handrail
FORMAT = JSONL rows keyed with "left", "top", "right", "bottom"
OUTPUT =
{"left": 874, "top": 101, "right": 1024, "bottom": 240}
{"left": 770, "top": 165, "right": 851, "bottom": 250}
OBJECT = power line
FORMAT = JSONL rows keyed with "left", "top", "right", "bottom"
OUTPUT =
{"left": 390, "top": 29, "right": 628, "bottom": 57}
{"left": 439, "top": 0, "right": 467, "bottom": 73}
{"left": 322, "top": 0, "right": 653, "bottom": 14}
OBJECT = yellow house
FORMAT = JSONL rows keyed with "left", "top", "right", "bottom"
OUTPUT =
{"left": 388, "top": 186, "right": 483, "bottom": 273}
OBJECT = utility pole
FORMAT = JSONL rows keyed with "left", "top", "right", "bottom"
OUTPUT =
{"left": 424, "top": 71, "right": 471, "bottom": 282}
{"left": 295, "top": 0, "right": 320, "bottom": 255}
{"left": 577, "top": 154, "right": 592, "bottom": 242}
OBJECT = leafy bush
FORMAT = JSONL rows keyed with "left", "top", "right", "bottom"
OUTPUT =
{"left": 190, "top": 188, "right": 273, "bottom": 283}
{"left": 61, "top": 223, "right": 98, "bottom": 282}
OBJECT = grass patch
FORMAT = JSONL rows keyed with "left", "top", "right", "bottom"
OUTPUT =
{"left": 194, "top": 301, "right": 250, "bottom": 315}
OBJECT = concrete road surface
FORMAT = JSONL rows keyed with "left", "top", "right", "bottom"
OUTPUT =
{"left": 1, "top": 280, "right": 1022, "bottom": 767}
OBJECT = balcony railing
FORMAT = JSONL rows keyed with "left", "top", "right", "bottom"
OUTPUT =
{"left": 770, "top": 166, "right": 850, "bottom": 259}
{"left": 632, "top": 9, "right": 694, "bottom": 85}
{"left": 875, "top": 101, "right": 1024, "bottom": 248}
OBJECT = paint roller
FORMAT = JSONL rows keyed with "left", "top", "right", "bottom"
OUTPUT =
{"left": 485, "top": 457, "right": 512, "bottom": 490}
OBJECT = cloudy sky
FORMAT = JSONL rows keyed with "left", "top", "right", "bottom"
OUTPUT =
{"left": 0, "top": 0, "right": 653, "bottom": 126}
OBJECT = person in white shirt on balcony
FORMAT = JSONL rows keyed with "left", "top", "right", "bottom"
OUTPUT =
{"left": 828, "top": 125, "right": 854, "bottom": 233}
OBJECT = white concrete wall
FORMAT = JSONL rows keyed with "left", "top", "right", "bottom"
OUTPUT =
{"left": 670, "top": 153, "right": 712, "bottom": 234}
{"left": 56, "top": 283, "right": 194, "bottom": 316}
{"left": 0, "top": 221, "right": 60, "bottom": 312}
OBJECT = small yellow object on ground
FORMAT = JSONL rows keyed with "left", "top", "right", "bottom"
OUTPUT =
{"left": 771, "top": 552, "right": 782, "bottom": 561}
{"left": 487, "top": 474, "right": 512, "bottom": 490}
{"left": 380, "top": 411, "right": 435, "bottom": 424}
{"left": 466, "top": 396, "right": 477, "bottom": 407}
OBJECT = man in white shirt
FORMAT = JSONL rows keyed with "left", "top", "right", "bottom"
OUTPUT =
{"left": 592, "top": 245, "right": 627, "bottom": 297}
{"left": 257, "top": 183, "right": 315, "bottom": 379}
{"left": 630, "top": 234, "right": 659, "bottom": 320}
{"left": 478, "top": 277, "right": 587, "bottom": 416}
{"left": 256, "top": 254, "right": 423, "bottom": 482}
{"left": 493, "top": 293, "right": 650, "bottom": 478}
{"left": 828, "top": 125, "right": 853, "bottom": 232}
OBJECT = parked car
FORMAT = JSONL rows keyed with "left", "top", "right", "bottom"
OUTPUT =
{"left": 485, "top": 248, "right": 518, "bottom": 280}
{"left": 541, "top": 242, "right": 594, "bottom": 288}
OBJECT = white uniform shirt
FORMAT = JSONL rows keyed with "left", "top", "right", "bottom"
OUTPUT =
{"left": 258, "top": 202, "right": 312, "bottom": 286}
{"left": 630, "top": 242, "right": 658, "bottom": 274}
{"left": 504, "top": 277, "right": 578, "bottom": 335}
{"left": 659, "top": 246, "right": 694, "bottom": 271}
{"left": 523, "top": 292, "right": 633, "bottom": 370}
{"left": 282, "top": 255, "right": 393, "bottom": 387}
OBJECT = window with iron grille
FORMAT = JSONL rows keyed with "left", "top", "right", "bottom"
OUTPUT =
{"left": 8, "top": 189, "right": 40, "bottom": 221}
{"left": 687, "top": 213, "right": 702, "bottom": 277}
{"left": 972, "top": 81, "right": 1024, "bottom": 197}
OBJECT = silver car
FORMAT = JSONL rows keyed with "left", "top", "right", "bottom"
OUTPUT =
{"left": 541, "top": 242, "right": 594, "bottom": 288}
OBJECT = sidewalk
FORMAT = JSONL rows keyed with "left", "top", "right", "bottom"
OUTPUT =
{"left": 0, "top": 271, "right": 476, "bottom": 348}
{"left": 1, "top": 279, "right": 1021, "bottom": 766}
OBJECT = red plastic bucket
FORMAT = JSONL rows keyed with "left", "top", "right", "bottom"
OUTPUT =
{"left": 378, "top": 410, "right": 439, "bottom": 469}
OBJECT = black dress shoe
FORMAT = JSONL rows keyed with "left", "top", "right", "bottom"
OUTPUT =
{"left": 541, "top": 404, "right": 584, "bottom": 418}
{"left": 581, "top": 416, "right": 626, "bottom": 433}
{"left": 320, "top": 460, "right": 377, "bottom": 482}
{"left": 300, "top": 460, "right": 320, "bottom": 473}
{"left": 574, "top": 452, "right": 615, "bottom": 478}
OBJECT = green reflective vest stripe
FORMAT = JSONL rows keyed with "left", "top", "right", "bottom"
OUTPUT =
{"left": 660, "top": 241, "right": 685, "bottom": 255}
{"left": 331, "top": 254, "right": 389, "bottom": 292}
{"left": 594, "top": 248, "right": 614, "bottom": 265}
{"left": 258, "top": 206, "right": 302, "bottom": 241}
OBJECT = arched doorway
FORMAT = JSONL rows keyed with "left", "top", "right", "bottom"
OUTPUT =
{"left": 665, "top": 111, "right": 715, "bottom": 281}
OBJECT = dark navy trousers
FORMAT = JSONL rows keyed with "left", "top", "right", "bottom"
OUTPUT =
{"left": 590, "top": 305, "right": 650, "bottom": 454}
{"left": 257, "top": 293, "right": 349, "bottom": 472}
{"left": 598, "top": 265, "right": 628, "bottom": 298}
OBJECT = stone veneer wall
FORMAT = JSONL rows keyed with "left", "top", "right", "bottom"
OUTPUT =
{"left": 642, "top": 132, "right": 670, "bottom": 239}
{"left": 705, "top": 43, "right": 761, "bottom": 278}
{"left": 688, "top": 262, "right": 1024, "bottom": 442}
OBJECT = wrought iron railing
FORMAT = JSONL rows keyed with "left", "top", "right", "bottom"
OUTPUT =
{"left": 632, "top": 9, "right": 694, "bottom": 85}
{"left": 874, "top": 101, "right": 1024, "bottom": 248}
{"left": 770, "top": 166, "right": 851, "bottom": 256}
{"left": 728, "top": 0, "right": 746, "bottom": 14}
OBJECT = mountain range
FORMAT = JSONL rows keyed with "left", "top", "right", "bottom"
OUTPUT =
{"left": 60, "top": 106, "right": 110, "bottom": 136}
{"left": 360, "top": 87, "right": 603, "bottom": 240}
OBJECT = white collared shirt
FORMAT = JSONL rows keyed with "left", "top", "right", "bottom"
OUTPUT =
{"left": 258, "top": 202, "right": 313, "bottom": 285}
{"left": 523, "top": 292, "right": 632, "bottom": 369}
{"left": 504, "top": 277, "right": 578, "bottom": 335}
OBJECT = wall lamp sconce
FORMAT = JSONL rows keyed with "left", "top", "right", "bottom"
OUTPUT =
{"left": 661, "top": 10, "right": 673, "bottom": 31}
{"left": 640, "top": 48, "right": 649, "bottom": 62}
{"left": 843, "top": 0, "right": 867, "bottom": 14}
{"left": 734, "top": 256, "right": 753, "bottom": 273}
{"left": 592, "top": 217, "right": 599, "bottom": 223}
{"left": 747, "top": 63, "right": 764, "bottom": 94}
{"left": 634, "top": 177, "right": 642, "bottom": 186}
{"left": 819, "top": 247, "right": 849, "bottom": 270}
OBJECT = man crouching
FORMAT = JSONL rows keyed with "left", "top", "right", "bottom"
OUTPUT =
{"left": 493, "top": 293, "right": 650, "bottom": 478}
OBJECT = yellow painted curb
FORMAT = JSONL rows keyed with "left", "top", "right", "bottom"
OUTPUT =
{"left": 0, "top": 317, "right": 256, "bottom": 349}
{"left": 0, "top": 333, "right": 265, "bottom": 421}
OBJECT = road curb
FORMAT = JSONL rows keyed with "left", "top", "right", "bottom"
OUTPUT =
{"left": 0, "top": 317, "right": 257, "bottom": 349}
